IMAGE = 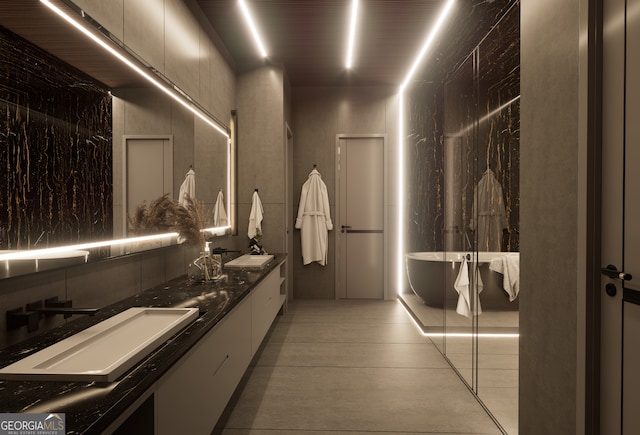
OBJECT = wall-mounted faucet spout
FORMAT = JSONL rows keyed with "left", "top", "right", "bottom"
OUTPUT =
{"left": 27, "top": 298, "right": 99, "bottom": 319}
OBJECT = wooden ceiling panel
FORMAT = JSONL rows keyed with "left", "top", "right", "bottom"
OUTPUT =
{"left": 1, "top": 0, "right": 447, "bottom": 88}
{"left": 197, "top": 0, "right": 446, "bottom": 86}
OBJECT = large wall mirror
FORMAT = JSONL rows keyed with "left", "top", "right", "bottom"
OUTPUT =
{"left": 0, "top": 0, "right": 235, "bottom": 278}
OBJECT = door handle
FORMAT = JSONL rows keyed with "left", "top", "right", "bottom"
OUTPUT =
{"left": 341, "top": 225, "right": 352, "bottom": 233}
{"left": 601, "top": 264, "right": 632, "bottom": 281}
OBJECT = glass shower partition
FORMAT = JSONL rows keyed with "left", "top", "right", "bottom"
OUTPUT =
{"left": 442, "top": 52, "right": 478, "bottom": 389}
{"left": 400, "top": 1, "right": 520, "bottom": 433}
{"left": 474, "top": 6, "right": 520, "bottom": 434}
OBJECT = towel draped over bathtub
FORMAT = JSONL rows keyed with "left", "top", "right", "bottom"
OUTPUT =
{"left": 454, "top": 258, "right": 484, "bottom": 318}
{"left": 489, "top": 254, "right": 520, "bottom": 301}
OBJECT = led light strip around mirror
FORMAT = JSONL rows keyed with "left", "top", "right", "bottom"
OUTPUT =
{"left": 0, "top": 1, "right": 233, "bottom": 263}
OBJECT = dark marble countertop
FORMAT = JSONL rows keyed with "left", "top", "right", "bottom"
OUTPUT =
{"left": 0, "top": 254, "right": 286, "bottom": 434}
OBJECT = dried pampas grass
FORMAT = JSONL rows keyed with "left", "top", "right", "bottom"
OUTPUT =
{"left": 128, "top": 193, "right": 210, "bottom": 249}
{"left": 171, "top": 194, "right": 210, "bottom": 247}
{"left": 128, "top": 194, "right": 176, "bottom": 235}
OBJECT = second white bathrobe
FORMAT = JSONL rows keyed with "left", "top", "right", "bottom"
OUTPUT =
{"left": 471, "top": 169, "right": 508, "bottom": 251}
{"left": 295, "top": 169, "right": 333, "bottom": 265}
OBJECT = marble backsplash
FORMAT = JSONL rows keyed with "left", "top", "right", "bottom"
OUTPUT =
{"left": 405, "top": 0, "right": 520, "bottom": 253}
{"left": 0, "top": 25, "right": 112, "bottom": 250}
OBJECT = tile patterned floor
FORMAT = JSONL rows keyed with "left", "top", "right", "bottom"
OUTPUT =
{"left": 215, "top": 299, "right": 505, "bottom": 435}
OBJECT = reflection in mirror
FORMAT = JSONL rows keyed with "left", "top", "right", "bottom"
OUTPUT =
{"left": 0, "top": 1, "right": 233, "bottom": 278}
{"left": 0, "top": 25, "right": 112, "bottom": 252}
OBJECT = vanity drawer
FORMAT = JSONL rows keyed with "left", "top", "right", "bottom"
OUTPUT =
{"left": 156, "top": 298, "right": 251, "bottom": 435}
{"left": 251, "top": 268, "right": 281, "bottom": 355}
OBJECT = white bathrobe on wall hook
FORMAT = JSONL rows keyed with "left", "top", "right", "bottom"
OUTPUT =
{"left": 471, "top": 168, "right": 508, "bottom": 252}
{"left": 295, "top": 168, "right": 333, "bottom": 266}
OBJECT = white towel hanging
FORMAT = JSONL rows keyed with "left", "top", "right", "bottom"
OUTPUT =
{"left": 248, "top": 190, "right": 263, "bottom": 239}
{"left": 178, "top": 168, "right": 196, "bottom": 206}
{"left": 453, "top": 258, "right": 484, "bottom": 318}
{"left": 213, "top": 190, "right": 228, "bottom": 227}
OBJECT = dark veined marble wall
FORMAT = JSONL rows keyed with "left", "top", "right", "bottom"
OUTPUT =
{"left": 405, "top": 0, "right": 520, "bottom": 253}
{"left": 0, "top": 26, "right": 112, "bottom": 250}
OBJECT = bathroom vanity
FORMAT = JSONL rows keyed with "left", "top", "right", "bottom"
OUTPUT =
{"left": 0, "top": 254, "right": 287, "bottom": 434}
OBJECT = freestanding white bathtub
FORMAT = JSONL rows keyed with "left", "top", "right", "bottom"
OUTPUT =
{"left": 405, "top": 251, "right": 519, "bottom": 310}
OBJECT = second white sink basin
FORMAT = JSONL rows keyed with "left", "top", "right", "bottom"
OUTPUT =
{"left": 225, "top": 254, "right": 274, "bottom": 269}
{"left": 0, "top": 307, "right": 199, "bottom": 382}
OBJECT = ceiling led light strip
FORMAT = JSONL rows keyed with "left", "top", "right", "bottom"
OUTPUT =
{"left": 39, "top": 0, "right": 229, "bottom": 139}
{"left": 238, "top": 0, "right": 268, "bottom": 58}
{"left": 346, "top": 0, "right": 359, "bottom": 69}
{"left": 400, "top": 0, "right": 456, "bottom": 91}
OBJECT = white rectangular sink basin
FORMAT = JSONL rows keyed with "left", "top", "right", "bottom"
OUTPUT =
{"left": 225, "top": 254, "right": 274, "bottom": 269}
{"left": 0, "top": 307, "right": 199, "bottom": 382}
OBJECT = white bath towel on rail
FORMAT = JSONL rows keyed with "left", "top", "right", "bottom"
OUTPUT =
{"left": 489, "top": 254, "right": 520, "bottom": 301}
{"left": 454, "top": 258, "right": 484, "bottom": 318}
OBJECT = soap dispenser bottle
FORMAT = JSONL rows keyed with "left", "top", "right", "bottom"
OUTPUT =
{"left": 188, "top": 241, "right": 216, "bottom": 283}
{"left": 203, "top": 241, "right": 212, "bottom": 281}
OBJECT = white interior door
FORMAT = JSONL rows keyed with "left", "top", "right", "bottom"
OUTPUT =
{"left": 123, "top": 136, "right": 173, "bottom": 237}
{"left": 337, "top": 136, "right": 384, "bottom": 299}
{"left": 601, "top": 0, "right": 640, "bottom": 432}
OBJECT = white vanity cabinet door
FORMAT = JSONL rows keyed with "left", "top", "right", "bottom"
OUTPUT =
{"left": 251, "top": 268, "right": 282, "bottom": 356}
{"left": 155, "top": 298, "right": 251, "bottom": 435}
